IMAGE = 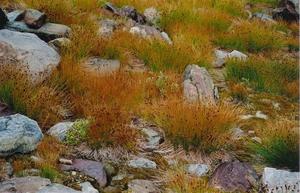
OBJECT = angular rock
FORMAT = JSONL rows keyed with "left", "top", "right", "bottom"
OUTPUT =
{"left": 24, "top": 9, "right": 47, "bottom": 29}
{"left": 144, "top": 7, "right": 160, "bottom": 24}
{"left": 228, "top": 50, "right": 248, "bottom": 60}
{"left": 140, "top": 127, "right": 164, "bottom": 150}
{"left": 37, "top": 183, "right": 81, "bottom": 193}
{"left": 0, "top": 29, "right": 60, "bottom": 81}
{"left": 187, "top": 164, "right": 209, "bottom": 177}
{"left": 98, "top": 19, "right": 117, "bottom": 37}
{"left": 0, "top": 159, "right": 13, "bottom": 181}
{"left": 6, "top": 21, "right": 71, "bottom": 42}
{"left": 0, "top": 8, "right": 8, "bottom": 28}
{"left": 84, "top": 57, "right": 120, "bottom": 74}
{"left": 213, "top": 49, "right": 247, "bottom": 68}
{"left": 119, "top": 6, "right": 146, "bottom": 24}
{"left": 183, "top": 64, "right": 218, "bottom": 103}
{"left": 60, "top": 159, "right": 107, "bottom": 188}
{"left": 209, "top": 160, "right": 258, "bottom": 192}
{"left": 0, "top": 114, "right": 43, "bottom": 157}
{"left": 128, "top": 179, "right": 159, "bottom": 193}
{"left": 47, "top": 122, "right": 74, "bottom": 141}
{"left": 129, "top": 25, "right": 172, "bottom": 44}
{"left": 6, "top": 10, "right": 26, "bottom": 22}
{"left": 273, "top": 0, "right": 299, "bottom": 23}
{"left": 128, "top": 158, "right": 157, "bottom": 169}
{"left": 0, "top": 176, "right": 51, "bottom": 193}
{"left": 262, "top": 167, "right": 300, "bottom": 193}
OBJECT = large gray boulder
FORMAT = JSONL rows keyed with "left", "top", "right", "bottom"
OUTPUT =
{"left": 183, "top": 64, "right": 219, "bottom": 103}
{"left": 0, "top": 29, "right": 60, "bottom": 82}
{"left": 209, "top": 160, "right": 258, "bottom": 192}
{"left": 262, "top": 167, "right": 300, "bottom": 193}
{"left": 0, "top": 176, "right": 51, "bottom": 193}
{"left": 0, "top": 114, "right": 43, "bottom": 157}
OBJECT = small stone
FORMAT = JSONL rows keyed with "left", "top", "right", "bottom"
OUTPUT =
{"left": 231, "top": 127, "right": 246, "bottom": 140}
{"left": 80, "top": 182, "right": 99, "bottom": 193}
{"left": 24, "top": 9, "right": 47, "bottom": 29}
{"left": 128, "top": 158, "right": 157, "bottom": 169}
{"left": 47, "top": 122, "right": 74, "bottom": 142}
{"left": 228, "top": 50, "right": 248, "bottom": 61}
{"left": 186, "top": 164, "right": 209, "bottom": 177}
{"left": 251, "top": 137, "right": 262, "bottom": 144}
{"left": 104, "top": 163, "right": 117, "bottom": 178}
{"left": 59, "top": 158, "right": 73, "bottom": 165}
{"left": 160, "top": 31, "right": 172, "bottom": 44}
{"left": 255, "top": 111, "right": 268, "bottom": 120}
{"left": 72, "top": 171, "right": 77, "bottom": 176}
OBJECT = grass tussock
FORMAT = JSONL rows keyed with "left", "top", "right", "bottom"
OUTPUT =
{"left": 249, "top": 119, "right": 299, "bottom": 171}
{"left": 226, "top": 57, "right": 299, "bottom": 99}
{"left": 142, "top": 100, "right": 242, "bottom": 153}
{"left": 0, "top": 65, "right": 67, "bottom": 129}
{"left": 216, "top": 20, "right": 285, "bottom": 52}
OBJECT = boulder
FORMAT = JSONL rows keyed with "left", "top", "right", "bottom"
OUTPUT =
{"left": 98, "top": 19, "right": 117, "bottom": 37}
{"left": 0, "top": 29, "right": 60, "bottom": 82}
{"left": 0, "top": 176, "right": 51, "bottom": 193}
{"left": 6, "top": 21, "right": 71, "bottom": 42}
{"left": 183, "top": 64, "right": 219, "bottom": 103}
{"left": 6, "top": 10, "right": 26, "bottom": 22}
{"left": 128, "top": 179, "right": 159, "bottom": 193}
{"left": 84, "top": 57, "right": 120, "bottom": 74}
{"left": 209, "top": 160, "right": 258, "bottom": 192}
{"left": 262, "top": 167, "right": 300, "bottom": 193}
{"left": 37, "top": 183, "right": 81, "bottom": 193}
{"left": 60, "top": 159, "right": 107, "bottom": 188}
{"left": 24, "top": 9, "right": 47, "bottom": 29}
{"left": 0, "top": 114, "right": 43, "bottom": 157}
{"left": 213, "top": 49, "right": 247, "bottom": 68}
{"left": 0, "top": 8, "right": 8, "bottom": 28}
{"left": 128, "top": 158, "right": 157, "bottom": 169}
{"left": 187, "top": 164, "right": 209, "bottom": 177}
{"left": 129, "top": 25, "right": 172, "bottom": 44}
{"left": 47, "top": 122, "right": 74, "bottom": 142}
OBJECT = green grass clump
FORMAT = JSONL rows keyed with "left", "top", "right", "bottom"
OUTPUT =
{"left": 65, "top": 119, "right": 90, "bottom": 145}
{"left": 215, "top": 21, "right": 285, "bottom": 52}
{"left": 40, "top": 165, "right": 60, "bottom": 182}
{"left": 249, "top": 120, "right": 299, "bottom": 171}
{"left": 226, "top": 57, "right": 299, "bottom": 98}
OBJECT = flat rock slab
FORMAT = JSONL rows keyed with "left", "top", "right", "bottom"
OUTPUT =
{"left": 0, "top": 176, "right": 51, "bottom": 193}
{"left": 128, "top": 157, "right": 157, "bottom": 169}
{"left": 262, "top": 167, "right": 300, "bottom": 193}
{"left": 84, "top": 57, "right": 120, "bottom": 74}
{"left": 37, "top": 183, "right": 81, "bottom": 193}
{"left": 0, "top": 114, "right": 43, "bottom": 157}
{"left": 0, "top": 29, "right": 60, "bottom": 82}
{"left": 6, "top": 21, "right": 71, "bottom": 42}
{"left": 60, "top": 159, "right": 107, "bottom": 188}
{"left": 209, "top": 160, "right": 258, "bottom": 192}
{"left": 128, "top": 179, "right": 160, "bottom": 193}
{"left": 187, "top": 164, "right": 209, "bottom": 177}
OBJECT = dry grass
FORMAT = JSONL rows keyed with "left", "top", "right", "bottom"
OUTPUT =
{"left": 142, "top": 100, "right": 242, "bottom": 153}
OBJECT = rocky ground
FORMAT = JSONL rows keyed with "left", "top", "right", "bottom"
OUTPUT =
{"left": 0, "top": 0, "right": 299, "bottom": 193}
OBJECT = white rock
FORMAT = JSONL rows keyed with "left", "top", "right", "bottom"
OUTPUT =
{"left": 255, "top": 111, "right": 268, "bottom": 120}
{"left": 252, "top": 137, "right": 262, "bottom": 144}
{"left": 47, "top": 122, "right": 74, "bottom": 141}
{"left": 128, "top": 158, "right": 157, "bottom": 169}
{"left": 161, "top": 31, "right": 172, "bottom": 44}
{"left": 80, "top": 182, "right": 99, "bottom": 193}
{"left": 187, "top": 164, "right": 209, "bottom": 177}
{"left": 213, "top": 49, "right": 247, "bottom": 68}
{"left": 0, "top": 29, "right": 60, "bottom": 82}
{"left": 262, "top": 167, "right": 300, "bottom": 193}
{"left": 144, "top": 7, "right": 160, "bottom": 24}
{"left": 228, "top": 50, "right": 248, "bottom": 61}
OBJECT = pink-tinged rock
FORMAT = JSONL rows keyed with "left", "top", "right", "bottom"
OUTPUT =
{"left": 209, "top": 160, "right": 258, "bottom": 192}
{"left": 60, "top": 159, "right": 107, "bottom": 188}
